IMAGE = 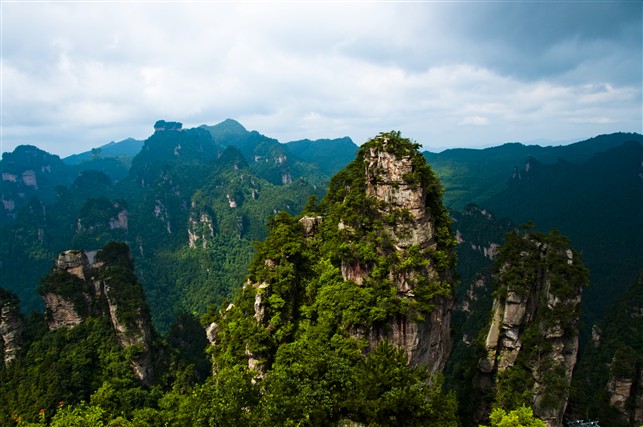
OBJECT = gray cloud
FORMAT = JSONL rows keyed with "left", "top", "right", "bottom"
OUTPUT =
{"left": 2, "top": 2, "right": 641, "bottom": 157}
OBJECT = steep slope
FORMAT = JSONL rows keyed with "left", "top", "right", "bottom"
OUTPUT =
{"left": 205, "top": 131, "right": 458, "bottom": 425}
{"left": 473, "top": 228, "right": 589, "bottom": 427}
{"left": 0, "top": 287, "right": 23, "bottom": 367}
{"left": 569, "top": 271, "right": 643, "bottom": 426}
{"left": 445, "top": 205, "right": 516, "bottom": 419}
{"left": 201, "top": 119, "right": 327, "bottom": 186}
{"left": 0, "top": 145, "right": 75, "bottom": 225}
{"left": 485, "top": 141, "right": 642, "bottom": 322}
{"left": 63, "top": 137, "right": 144, "bottom": 165}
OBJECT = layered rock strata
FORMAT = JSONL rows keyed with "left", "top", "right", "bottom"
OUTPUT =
{"left": 477, "top": 236, "right": 585, "bottom": 427}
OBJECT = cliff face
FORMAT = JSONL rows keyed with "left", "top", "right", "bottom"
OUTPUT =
{"left": 0, "top": 288, "right": 23, "bottom": 366}
{"left": 345, "top": 139, "right": 455, "bottom": 371}
{"left": 476, "top": 230, "right": 588, "bottom": 427}
{"left": 40, "top": 243, "right": 154, "bottom": 384}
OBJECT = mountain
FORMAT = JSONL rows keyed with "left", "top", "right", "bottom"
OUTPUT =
{"left": 285, "top": 136, "right": 358, "bottom": 176}
{"left": 63, "top": 138, "right": 144, "bottom": 165}
{"left": 472, "top": 228, "right": 588, "bottom": 427}
{"left": 424, "top": 132, "right": 643, "bottom": 212}
{"left": 0, "top": 145, "right": 75, "bottom": 226}
{"left": 203, "top": 131, "right": 459, "bottom": 425}
{"left": 0, "top": 242, "right": 210, "bottom": 425}
{"left": 484, "top": 141, "right": 643, "bottom": 323}
{"left": 0, "top": 120, "right": 333, "bottom": 331}
{"left": 425, "top": 134, "right": 643, "bottom": 329}
{"left": 201, "top": 119, "right": 327, "bottom": 186}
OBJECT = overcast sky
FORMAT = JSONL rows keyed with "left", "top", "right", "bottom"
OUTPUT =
{"left": 2, "top": 1, "right": 641, "bottom": 157}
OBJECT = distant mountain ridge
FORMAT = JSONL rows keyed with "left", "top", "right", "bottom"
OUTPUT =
{"left": 424, "top": 132, "right": 643, "bottom": 211}
{"left": 63, "top": 138, "right": 144, "bottom": 165}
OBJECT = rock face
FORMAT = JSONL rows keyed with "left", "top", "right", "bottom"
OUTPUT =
{"left": 348, "top": 138, "right": 455, "bottom": 372}
{"left": 188, "top": 207, "right": 215, "bottom": 249}
{"left": 476, "top": 231, "right": 587, "bottom": 427}
{"left": 40, "top": 243, "right": 154, "bottom": 384}
{"left": 0, "top": 289, "right": 24, "bottom": 366}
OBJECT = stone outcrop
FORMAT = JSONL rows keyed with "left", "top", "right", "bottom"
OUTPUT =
{"left": 606, "top": 366, "right": 643, "bottom": 425}
{"left": 353, "top": 136, "right": 455, "bottom": 373}
{"left": 188, "top": 207, "right": 215, "bottom": 249}
{"left": 298, "top": 215, "right": 322, "bottom": 237}
{"left": 40, "top": 244, "right": 154, "bottom": 384}
{"left": 0, "top": 289, "right": 24, "bottom": 366}
{"left": 476, "top": 234, "right": 586, "bottom": 427}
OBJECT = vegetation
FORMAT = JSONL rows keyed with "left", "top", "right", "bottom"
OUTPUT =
{"left": 480, "top": 406, "right": 546, "bottom": 427}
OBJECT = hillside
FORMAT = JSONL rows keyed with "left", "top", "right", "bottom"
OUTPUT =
{"left": 63, "top": 138, "right": 144, "bottom": 166}
{"left": 424, "top": 132, "right": 642, "bottom": 211}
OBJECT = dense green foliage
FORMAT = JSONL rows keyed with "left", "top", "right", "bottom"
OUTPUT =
{"left": 481, "top": 406, "right": 546, "bottom": 427}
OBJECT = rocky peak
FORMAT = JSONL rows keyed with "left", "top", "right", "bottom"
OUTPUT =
{"left": 343, "top": 134, "right": 455, "bottom": 371}
{"left": 475, "top": 230, "right": 588, "bottom": 427}
{"left": 153, "top": 120, "right": 183, "bottom": 132}
{"left": 40, "top": 243, "right": 154, "bottom": 384}
{"left": 206, "top": 132, "right": 457, "bottom": 383}
{"left": 208, "top": 132, "right": 456, "bottom": 385}
{"left": 55, "top": 250, "right": 91, "bottom": 281}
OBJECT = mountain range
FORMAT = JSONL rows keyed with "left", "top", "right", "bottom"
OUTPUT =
{"left": 0, "top": 120, "right": 641, "bottom": 426}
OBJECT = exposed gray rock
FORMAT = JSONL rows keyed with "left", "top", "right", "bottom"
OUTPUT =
{"left": 475, "top": 238, "right": 584, "bottom": 427}
{"left": 0, "top": 296, "right": 23, "bottom": 366}
{"left": 299, "top": 215, "right": 323, "bottom": 237}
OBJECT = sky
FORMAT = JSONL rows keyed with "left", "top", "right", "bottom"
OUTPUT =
{"left": 1, "top": 1, "right": 641, "bottom": 157}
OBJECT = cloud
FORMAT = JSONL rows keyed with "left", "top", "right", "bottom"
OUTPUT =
{"left": 460, "top": 116, "right": 489, "bottom": 126}
{"left": 1, "top": 2, "right": 641, "bottom": 157}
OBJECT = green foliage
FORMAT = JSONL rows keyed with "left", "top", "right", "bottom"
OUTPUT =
{"left": 481, "top": 406, "right": 546, "bottom": 427}
{"left": 0, "top": 317, "right": 137, "bottom": 424}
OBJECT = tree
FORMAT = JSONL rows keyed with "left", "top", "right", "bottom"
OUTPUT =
{"left": 482, "top": 406, "right": 546, "bottom": 427}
